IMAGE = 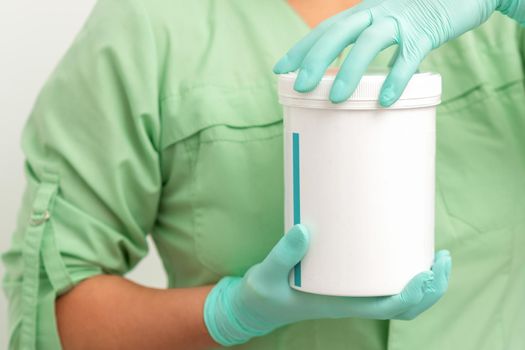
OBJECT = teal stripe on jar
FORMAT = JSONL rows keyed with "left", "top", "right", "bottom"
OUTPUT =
{"left": 292, "top": 132, "right": 301, "bottom": 287}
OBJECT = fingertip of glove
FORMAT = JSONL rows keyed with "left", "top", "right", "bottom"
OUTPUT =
{"left": 434, "top": 251, "right": 452, "bottom": 273}
{"left": 435, "top": 249, "right": 451, "bottom": 260}
{"left": 379, "top": 83, "right": 400, "bottom": 107}
{"left": 329, "top": 80, "right": 350, "bottom": 104}
{"left": 287, "top": 224, "right": 310, "bottom": 246}
{"left": 293, "top": 68, "right": 320, "bottom": 93}
{"left": 273, "top": 55, "right": 292, "bottom": 74}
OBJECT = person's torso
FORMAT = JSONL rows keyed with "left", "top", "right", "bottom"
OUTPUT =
{"left": 143, "top": 1, "right": 525, "bottom": 348}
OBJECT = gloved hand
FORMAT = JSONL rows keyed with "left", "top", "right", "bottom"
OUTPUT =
{"left": 204, "top": 225, "right": 452, "bottom": 346}
{"left": 273, "top": 0, "right": 525, "bottom": 106}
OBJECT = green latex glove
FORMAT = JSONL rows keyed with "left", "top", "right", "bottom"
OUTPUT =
{"left": 204, "top": 225, "right": 452, "bottom": 346}
{"left": 273, "top": 0, "right": 525, "bottom": 106}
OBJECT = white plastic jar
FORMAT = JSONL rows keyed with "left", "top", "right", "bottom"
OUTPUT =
{"left": 278, "top": 71, "right": 442, "bottom": 296}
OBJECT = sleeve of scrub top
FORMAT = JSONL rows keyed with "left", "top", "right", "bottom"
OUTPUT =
{"left": 1, "top": 0, "right": 161, "bottom": 349}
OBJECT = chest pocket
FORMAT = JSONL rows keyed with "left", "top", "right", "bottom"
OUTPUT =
{"left": 160, "top": 85, "right": 286, "bottom": 277}
{"left": 419, "top": 21, "right": 525, "bottom": 240}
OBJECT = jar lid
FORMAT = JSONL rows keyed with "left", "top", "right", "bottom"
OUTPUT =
{"left": 277, "top": 70, "right": 442, "bottom": 109}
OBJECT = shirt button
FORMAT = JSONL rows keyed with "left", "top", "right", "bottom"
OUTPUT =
{"left": 29, "top": 210, "right": 50, "bottom": 226}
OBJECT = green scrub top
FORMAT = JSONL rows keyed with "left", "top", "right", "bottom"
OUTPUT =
{"left": 2, "top": 0, "right": 525, "bottom": 349}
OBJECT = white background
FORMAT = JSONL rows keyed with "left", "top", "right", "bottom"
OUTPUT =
{"left": 0, "top": 2, "right": 166, "bottom": 348}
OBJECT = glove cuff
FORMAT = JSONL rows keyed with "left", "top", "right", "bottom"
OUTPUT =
{"left": 203, "top": 276, "right": 272, "bottom": 346}
{"left": 498, "top": 0, "right": 525, "bottom": 25}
